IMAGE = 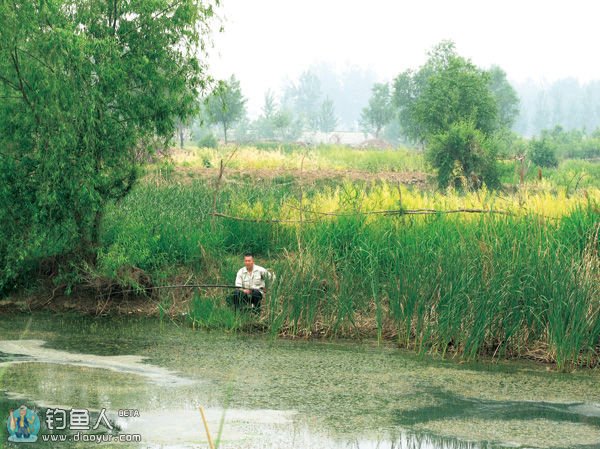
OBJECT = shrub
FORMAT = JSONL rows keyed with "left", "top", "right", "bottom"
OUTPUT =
{"left": 427, "top": 120, "right": 500, "bottom": 190}
{"left": 529, "top": 138, "right": 559, "bottom": 168}
{"left": 198, "top": 133, "right": 218, "bottom": 149}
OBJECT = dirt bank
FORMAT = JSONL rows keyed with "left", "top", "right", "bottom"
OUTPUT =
{"left": 163, "top": 166, "right": 431, "bottom": 186}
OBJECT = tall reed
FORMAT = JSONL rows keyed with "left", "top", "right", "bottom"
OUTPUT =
{"left": 99, "top": 178, "right": 600, "bottom": 369}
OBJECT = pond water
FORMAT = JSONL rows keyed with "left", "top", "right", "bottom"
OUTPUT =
{"left": 0, "top": 313, "right": 599, "bottom": 448}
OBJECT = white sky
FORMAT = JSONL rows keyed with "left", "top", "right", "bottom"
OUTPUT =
{"left": 207, "top": 0, "right": 600, "bottom": 117}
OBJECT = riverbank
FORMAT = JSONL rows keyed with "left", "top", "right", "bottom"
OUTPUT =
{"left": 3, "top": 147, "right": 599, "bottom": 371}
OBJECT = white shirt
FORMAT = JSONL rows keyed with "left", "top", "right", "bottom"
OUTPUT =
{"left": 235, "top": 264, "right": 275, "bottom": 292}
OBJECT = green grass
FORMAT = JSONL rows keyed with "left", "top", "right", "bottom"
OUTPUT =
{"left": 314, "top": 145, "right": 426, "bottom": 171}
{"left": 498, "top": 158, "right": 600, "bottom": 190}
{"left": 187, "top": 291, "right": 252, "bottom": 331}
{"left": 175, "top": 143, "right": 427, "bottom": 172}
{"left": 95, "top": 177, "right": 600, "bottom": 370}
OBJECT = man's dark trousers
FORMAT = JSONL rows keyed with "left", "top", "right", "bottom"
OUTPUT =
{"left": 228, "top": 289, "right": 263, "bottom": 313}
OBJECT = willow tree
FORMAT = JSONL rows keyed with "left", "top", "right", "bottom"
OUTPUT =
{"left": 0, "top": 0, "right": 218, "bottom": 292}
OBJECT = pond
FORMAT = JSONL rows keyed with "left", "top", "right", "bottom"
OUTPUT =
{"left": 0, "top": 313, "right": 599, "bottom": 448}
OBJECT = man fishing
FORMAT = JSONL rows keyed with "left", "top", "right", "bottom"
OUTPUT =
{"left": 228, "top": 253, "right": 275, "bottom": 314}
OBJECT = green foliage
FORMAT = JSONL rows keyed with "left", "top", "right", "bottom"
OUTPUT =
{"left": 252, "top": 88, "right": 312, "bottom": 141}
{"left": 188, "top": 292, "right": 245, "bottom": 330}
{"left": 198, "top": 133, "right": 218, "bottom": 150}
{"left": 97, "top": 177, "right": 599, "bottom": 369}
{"left": 262, "top": 89, "right": 277, "bottom": 119}
{"left": 535, "top": 125, "right": 600, "bottom": 160}
{"left": 381, "top": 116, "right": 404, "bottom": 144}
{"left": 427, "top": 121, "right": 500, "bottom": 189}
{"left": 281, "top": 70, "right": 323, "bottom": 131}
{"left": 549, "top": 159, "right": 600, "bottom": 190}
{"left": 204, "top": 75, "right": 246, "bottom": 143}
{"left": 253, "top": 90, "right": 277, "bottom": 139}
{"left": 529, "top": 138, "right": 559, "bottom": 168}
{"left": 272, "top": 109, "right": 302, "bottom": 141}
{"left": 497, "top": 158, "right": 600, "bottom": 190}
{"left": 174, "top": 144, "right": 425, "bottom": 172}
{"left": 392, "top": 41, "right": 514, "bottom": 189}
{"left": 318, "top": 96, "right": 338, "bottom": 132}
{"left": 0, "top": 0, "right": 216, "bottom": 292}
{"left": 487, "top": 65, "right": 520, "bottom": 129}
{"left": 393, "top": 41, "right": 499, "bottom": 142}
{"left": 495, "top": 129, "right": 525, "bottom": 159}
{"left": 360, "top": 83, "right": 395, "bottom": 138}
{"left": 251, "top": 142, "right": 299, "bottom": 153}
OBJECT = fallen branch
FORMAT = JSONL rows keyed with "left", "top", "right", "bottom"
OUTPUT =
{"left": 209, "top": 206, "right": 566, "bottom": 223}
{"left": 210, "top": 212, "right": 315, "bottom": 223}
{"left": 294, "top": 206, "right": 513, "bottom": 217}
{"left": 208, "top": 208, "right": 512, "bottom": 224}
{"left": 115, "top": 284, "right": 240, "bottom": 294}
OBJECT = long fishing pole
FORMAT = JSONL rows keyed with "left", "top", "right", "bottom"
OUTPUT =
{"left": 114, "top": 284, "right": 241, "bottom": 294}
{"left": 35, "top": 284, "right": 244, "bottom": 312}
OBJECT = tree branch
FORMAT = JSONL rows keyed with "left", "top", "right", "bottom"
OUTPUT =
{"left": 10, "top": 48, "right": 34, "bottom": 111}
{"left": 16, "top": 46, "right": 55, "bottom": 74}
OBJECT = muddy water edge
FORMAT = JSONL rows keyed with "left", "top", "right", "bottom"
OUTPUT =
{"left": 0, "top": 312, "right": 599, "bottom": 449}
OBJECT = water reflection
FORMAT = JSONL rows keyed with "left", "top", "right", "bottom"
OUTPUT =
{"left": 395, "top": 388, "right": 600, "bottom": 427}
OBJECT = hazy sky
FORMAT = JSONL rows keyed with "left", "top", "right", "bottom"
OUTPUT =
{"left": 208, "top": 0, "right": 600, "bottom": 117}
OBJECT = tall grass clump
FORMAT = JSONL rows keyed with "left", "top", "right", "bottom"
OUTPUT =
{"left": 265, "top": 206, "right": 599, "bottom": 370}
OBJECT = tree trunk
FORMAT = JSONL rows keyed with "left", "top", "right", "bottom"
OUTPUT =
{"left": 91, "top": 209, "right": 102, "bottom": 247}
{"left": 73, "top": 209, "right": 98, "bottom": 265}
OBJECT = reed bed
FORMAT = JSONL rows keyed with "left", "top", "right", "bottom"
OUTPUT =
{"left": 100, "top": 177, "right": 600, "bottom": 370}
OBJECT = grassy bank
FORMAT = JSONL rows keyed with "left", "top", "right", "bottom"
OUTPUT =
{"left": 173, "top": 144, "right": 600, "bottom": 190}
{"left": 498, "top": 158, "right": 600, "bottom": 190}
{"left": 90, "top": 173, "right": 600, "bottom": 371}
{"left": 172, "top": 143, "right": 427, "bottom": 172}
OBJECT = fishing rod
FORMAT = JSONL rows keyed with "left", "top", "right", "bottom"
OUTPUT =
{"left": 113, "top": 284, "right": 241, "bottom": 294}
{"left": 36, "top": 284, "right": 245, "bottom": 311}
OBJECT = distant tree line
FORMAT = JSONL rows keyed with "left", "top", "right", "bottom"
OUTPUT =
{"left": 192, "top": 65, "right": 381, "bottom": 144}
{"left": 514, "top": 79, "right": 600, "bottom": 137}
{"left": 194, "top": 73, "right": 343, "bottom": 145}
{"left": 193, "top": 41, "right": 599, "bottom": 191}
